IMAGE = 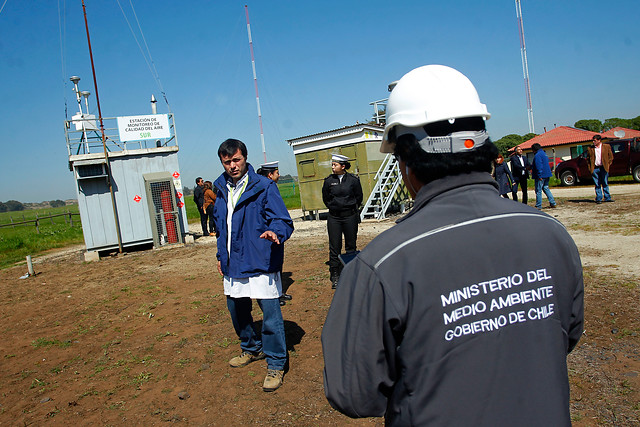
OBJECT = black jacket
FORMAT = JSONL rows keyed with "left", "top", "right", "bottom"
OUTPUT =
{"left": 322, "top": 173, "right": 363, "bottom": 214}
{"left": 193, "top": 185, "right": 205, "bottom": 209}
{"left": 322, "top": 172, "right": 583, "bottom": 426}
{"left": 510, "top": 154, "right": 530, "bottom": 179}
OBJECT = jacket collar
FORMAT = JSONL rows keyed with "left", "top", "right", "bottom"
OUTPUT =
{"left": 397, "top": 172, "right": 498, "bottom": 224}
{"left": 214, "top": 164, "right": 264, "bottom": 202}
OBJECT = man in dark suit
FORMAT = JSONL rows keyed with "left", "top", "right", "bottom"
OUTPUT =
{"left": 193, "top": 177, "right": 208, "bottom": 235}
{"left": 510, "top": 146, "right": 530, "bottom": 204}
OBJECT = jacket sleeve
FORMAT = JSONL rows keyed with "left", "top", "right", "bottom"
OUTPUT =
{"left": 353, "top": 175, "right": 363, "bottom": 207}
{"left": 264, "top": 182, "right": 294, "bottom": 243}
{"left": 322, "top": 258, "right": 400, "bottom": 418}
{"left": 322, "top": 177, "right": 331, "bottom": 208}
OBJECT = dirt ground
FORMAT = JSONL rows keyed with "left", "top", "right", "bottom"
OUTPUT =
{"left": 1, "top": 183, "right": 639, "bottom": 426}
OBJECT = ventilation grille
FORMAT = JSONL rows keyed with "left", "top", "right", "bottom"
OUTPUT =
{"left": 149, "top": 180, "right": 179, "bottom": 245}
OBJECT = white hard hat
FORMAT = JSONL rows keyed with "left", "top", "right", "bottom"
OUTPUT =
{"left": 381, "top": 65, "right": 491, "bottom": 153}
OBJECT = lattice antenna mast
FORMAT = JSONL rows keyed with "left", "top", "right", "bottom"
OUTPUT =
{"left": 515, "top": 0, "right": 534, "bottom": 134}
{"left": 245, "top": 5, "right": 267, "bottom": 163}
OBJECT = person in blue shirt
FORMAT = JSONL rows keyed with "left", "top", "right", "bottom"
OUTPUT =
{"left": 531, "top": 143, "right": 557, "bottom": 209}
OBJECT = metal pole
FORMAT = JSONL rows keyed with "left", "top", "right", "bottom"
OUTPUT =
{"left": 245, "top": 5, "right": 267, "bottom": 163}
{"left": 82, "top": 0, "right": 123, "bottom": 253}
{"left": 515, "top": 0, "right": 535, "bottom": 134}
{"left": 26, "top": 255, "right": 35, "bottom": 276}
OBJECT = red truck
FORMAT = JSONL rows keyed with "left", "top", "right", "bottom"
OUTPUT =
{"left": 554, "top": 137, "right": 640, "bottom": 186}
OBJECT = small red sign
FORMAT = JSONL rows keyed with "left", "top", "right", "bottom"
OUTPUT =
{"left": 172, "top": 171, "right": 180, "bottom": 178}
{"left": 177, "top": 192, "right": 183, "bottom": 199}
{"left": 133, "top": 195, "right": 142, "bottom": 203}
{"left": 177, "top": 202, "right": 184, "bottom": 208}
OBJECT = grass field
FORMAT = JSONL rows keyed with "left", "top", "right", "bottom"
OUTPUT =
{"left": 0, "top": 205, "right": 84, "bottom": 269}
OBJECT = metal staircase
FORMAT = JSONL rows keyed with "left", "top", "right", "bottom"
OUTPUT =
{"left": 360, "top": 154, "right": 405, "bottom": 221}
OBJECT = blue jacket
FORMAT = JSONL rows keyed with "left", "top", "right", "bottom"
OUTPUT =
{"left": 212, "top": 164, "right": 294, "bottom": 278}
{"left": 532, "top": 149, "right": 553, "bottom": 179}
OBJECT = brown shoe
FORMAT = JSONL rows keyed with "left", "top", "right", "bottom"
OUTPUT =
{"left": 228, "top": 351, "right": 265, "bottom": 368}
{"left": 263, "top": 369, "right": 284, "bottom": 392}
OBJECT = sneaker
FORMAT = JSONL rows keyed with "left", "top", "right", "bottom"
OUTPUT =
{"left": 282, "top": 293, "right": 292, "bottom": 301}
{"left": 263, "top": 369, "right": 284, "bottom": 392}
{"left": 596, "top": 200, "right": 602, "bottom": 204}
{"left": 549, "top": 204, "right": 556, "bottom": 208}
{"left": 605, "top": 199, "right": 614, "bottom": 203}
{"left": 229, "top": 351, "right": 265, "bottom": 368}
{"left": 279, "top": 297, "right": 286, "bottom": 306}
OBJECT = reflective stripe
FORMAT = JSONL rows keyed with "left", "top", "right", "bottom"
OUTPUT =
{"left": 374, "top": 213, "right": 564, "bottom": 269}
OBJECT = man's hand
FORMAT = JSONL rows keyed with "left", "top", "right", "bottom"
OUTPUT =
{"left": 217, "top": 260, "right": 223, "bottom": 276}
{"left": 260, "top": 230, "right": 280, "bottom": 244}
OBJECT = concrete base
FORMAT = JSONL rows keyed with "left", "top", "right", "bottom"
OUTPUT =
{"left": 184, "top": 234, "right": 195, "bottom": 245}
{"left": 84, "top": 251, "right": 100, "bottom": 262}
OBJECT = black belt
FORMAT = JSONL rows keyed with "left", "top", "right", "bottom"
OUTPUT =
{"left": 329, "top": 208, "right": 357, "bottom": 218}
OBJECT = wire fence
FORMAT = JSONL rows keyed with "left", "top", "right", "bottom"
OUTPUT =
{"left": 0, "top": 211, "right": 81, "bottom": 233}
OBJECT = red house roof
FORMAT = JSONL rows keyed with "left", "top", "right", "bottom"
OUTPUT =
{"left": 517, "top": 126, "right": 597, "bottom": 150}
{"left": 600, "top": 127, "right": 640, "bottom": 139}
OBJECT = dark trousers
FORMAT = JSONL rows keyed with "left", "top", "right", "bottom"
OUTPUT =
{"left": 327, "top": 212, "right": 358, "bottom": 269}
{"left": 206, "top": 204, "right": 215, "bottom": 235}
{"left": 199, "top": 207, "right": 209, "bottom": 235}
{"left": 513, "top": 175, "right": 528, "bottom": 204}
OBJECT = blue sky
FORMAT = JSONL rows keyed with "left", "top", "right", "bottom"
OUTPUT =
{"left": 0, "top": 1, "right": 638, "bottom": 202}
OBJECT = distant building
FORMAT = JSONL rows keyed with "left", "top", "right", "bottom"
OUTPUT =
{"left": 288, "top": 124, "right": 387, "bottom": 217}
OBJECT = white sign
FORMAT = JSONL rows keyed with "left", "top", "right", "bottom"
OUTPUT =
{"left": 117, "top": 114, "right": 170, "bottom": 142}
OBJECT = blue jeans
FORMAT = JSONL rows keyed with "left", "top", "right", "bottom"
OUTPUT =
{"left": 226, "top": 296, "right": 287, "bottom": 370}
{"left": 534, "top": 177, "right": 556, "bottom": 208}
{"left": 592, "top": 166, "right": 611, "bottom": 202}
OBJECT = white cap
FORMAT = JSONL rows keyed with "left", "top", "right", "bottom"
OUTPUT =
{"left": 260, "top": 161, "right": 279, "bottom": 171}
{"left": 331, "top": 154, "right": 350, "bottom": 163}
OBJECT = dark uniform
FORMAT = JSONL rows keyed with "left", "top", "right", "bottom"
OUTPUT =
{"left": 322, "top": 172, "right": 583, "bottom": 426}
{"left": 322, "top": 172, "right": 363, "bottom": 284}
{"left": 193, "top": 184, "right": 208, "bottom": 235}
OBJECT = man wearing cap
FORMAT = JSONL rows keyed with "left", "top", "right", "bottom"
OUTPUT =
{"left": 587, "top": 134, "right": 614, "bottom": 204}
{"left": 322, "top": 65, "right": 583, "bottom": 425}
{"left": 212, "top": 139, "right": 294, "bottom": 392}
{"left": 322, "top": 154, "right": 363, "bottom": 289}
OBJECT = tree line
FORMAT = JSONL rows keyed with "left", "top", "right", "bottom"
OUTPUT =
{"left": 0, "top": 200, "right": 66, "bottom": 212}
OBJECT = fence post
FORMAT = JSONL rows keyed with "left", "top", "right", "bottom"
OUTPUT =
{"left": 35, "top": 213, "right": 39, "bottom": 234}
{"left": 70, "top": 213, "right": 73, "bottom": 227}
{"left": 10, "top": 217, "right": 14, "bottom": 228}
{"left": 50, "top": 212, "right": 54, "bottom": 225}
{"left": 64, "top": 211, "right": 68, "bottom": 224}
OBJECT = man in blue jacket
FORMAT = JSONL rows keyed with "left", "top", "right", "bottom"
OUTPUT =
{"left": 531, "top": 142, "right": 557, "bottom": 209}
{"left": 212, "top": 138, "right": 294, "bottom": 392}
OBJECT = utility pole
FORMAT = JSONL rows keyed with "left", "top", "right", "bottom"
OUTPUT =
{"left": 515, "top": 0, "right": 535, "bottom": 134}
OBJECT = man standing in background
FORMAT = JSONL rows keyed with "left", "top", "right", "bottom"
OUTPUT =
{"left": 531, "top": 143, "right": 556, "bottom": 209}
{"left": 510, "top": 146, "right": 530, "bottom": 204}
{"left": 587, "top": 134, "right": 614, "bottom": 204}
{"left": 193, "top": 177, "right": 208, "bottom": 235}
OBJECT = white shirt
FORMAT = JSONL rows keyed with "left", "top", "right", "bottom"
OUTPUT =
{"left": 223, "top": 171, "right": 281, "bottom": 299}
{"left": 594, "top": 145, "right": 602, "bottom": 167}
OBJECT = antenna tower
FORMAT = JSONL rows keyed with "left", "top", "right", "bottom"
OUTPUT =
{"left": 245, "top": 5, "right": 267, "bottom": 163}
{"left": 515, "top": 0, "right": 534, "bottom": 134}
